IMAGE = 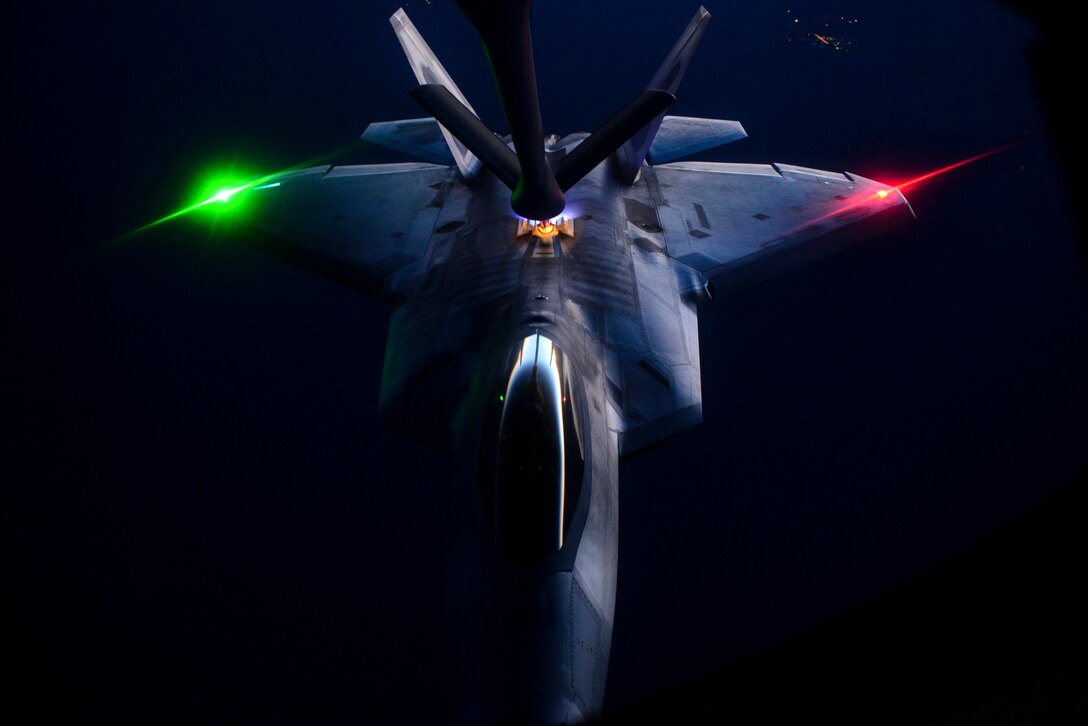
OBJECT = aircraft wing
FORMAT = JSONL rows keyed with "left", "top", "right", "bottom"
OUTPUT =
{"left": 236, "top": 162, "right": 453, "bottom": 300}
{"left": 650, "top": 162, "right": 914, "bottom": 294}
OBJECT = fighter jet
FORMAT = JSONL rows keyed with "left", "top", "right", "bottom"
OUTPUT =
{"left": 217, "top": 2, "right": 913, "bottom": 723}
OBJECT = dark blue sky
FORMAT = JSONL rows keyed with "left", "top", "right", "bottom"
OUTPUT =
{"left": 9, "top": 1, "right": 1086, "bottom": 722}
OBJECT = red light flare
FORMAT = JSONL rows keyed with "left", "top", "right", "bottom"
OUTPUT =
{"left": 811, "top": 135, "right": 1038, "bottom": 226}
{"left": 888, "top": 136, "right": 1036, "bottom": 194}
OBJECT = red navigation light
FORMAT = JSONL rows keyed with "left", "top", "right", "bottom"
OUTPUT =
{"left": 811, "top": 136, "right": 1037, "bottom": 227}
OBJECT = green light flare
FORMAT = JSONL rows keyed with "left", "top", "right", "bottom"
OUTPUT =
{"left": 206, "top": 184, "right": 249, "bottom": 205}
{"left": 111, "top": 142, "right": 361, "bottom": 245}
{"left": 131, "top": 171, "right": 280, "bottom": 236}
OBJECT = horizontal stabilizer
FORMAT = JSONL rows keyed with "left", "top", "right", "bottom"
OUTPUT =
{"left": 391, "top": 9, "right": 482, "bottom": 179}
{"left": 410, "top": 84, "right": 521, "bottom": 190}
{"left": 617, "top": 6, "right": 712, "bottom": 183}
{"left": 555, "top": 90, "right": 675, "bottom": 192}
{"left": 361, "top": 118, "right": 455, "bottom": 165}
{"left": 647, "top": 116, "right": 747, "bottom": 164}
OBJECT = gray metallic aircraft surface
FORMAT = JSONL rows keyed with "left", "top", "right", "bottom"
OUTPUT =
{"left": 227, "top": 3, "right": 913, "bottom": 723}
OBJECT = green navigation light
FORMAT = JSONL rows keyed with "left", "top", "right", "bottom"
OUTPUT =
{"left": 111, "top": 141, "right": 361, "bottom": 245}
{"left": 205, "top": 184, "right": 249, "bottom": 205}
{"left": 128, "top": 172, "right": 268, "bottom": 236}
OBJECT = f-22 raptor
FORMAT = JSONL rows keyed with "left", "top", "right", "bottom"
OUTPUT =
{"left": 225, "top": 2, "right": 913, "bottom": 723}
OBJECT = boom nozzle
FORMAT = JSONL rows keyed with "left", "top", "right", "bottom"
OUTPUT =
{"left": 454, "top": 0, "right": 564, "bottom": 220}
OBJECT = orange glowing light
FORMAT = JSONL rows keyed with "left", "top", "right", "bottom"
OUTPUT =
{"left": 876, "top": 190, "right": 889, "bottom": 199}
{"left": 516, "top": 216, "right": 575, "bottom": 241}
{"left": 531, "top": 219, "right": 563, "bottom": 242}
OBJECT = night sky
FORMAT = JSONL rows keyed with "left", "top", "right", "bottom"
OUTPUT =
{"left": 9, "top": 1, "right": 1086, "bottom": 723}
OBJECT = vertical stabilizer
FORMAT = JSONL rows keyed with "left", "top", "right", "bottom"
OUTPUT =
{"left": 391, "top": 9, "right": 482, "bottom": 180}
{"left": 616, "top": 6, "right": 712, "bottom": 184}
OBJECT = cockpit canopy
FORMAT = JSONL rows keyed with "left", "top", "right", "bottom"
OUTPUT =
{"left": 481, "top": 333, "right": 583, "bottom": 567}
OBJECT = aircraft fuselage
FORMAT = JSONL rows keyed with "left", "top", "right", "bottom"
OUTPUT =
{"left": 382, "top": 144, "right": 694, "bottom": 722}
